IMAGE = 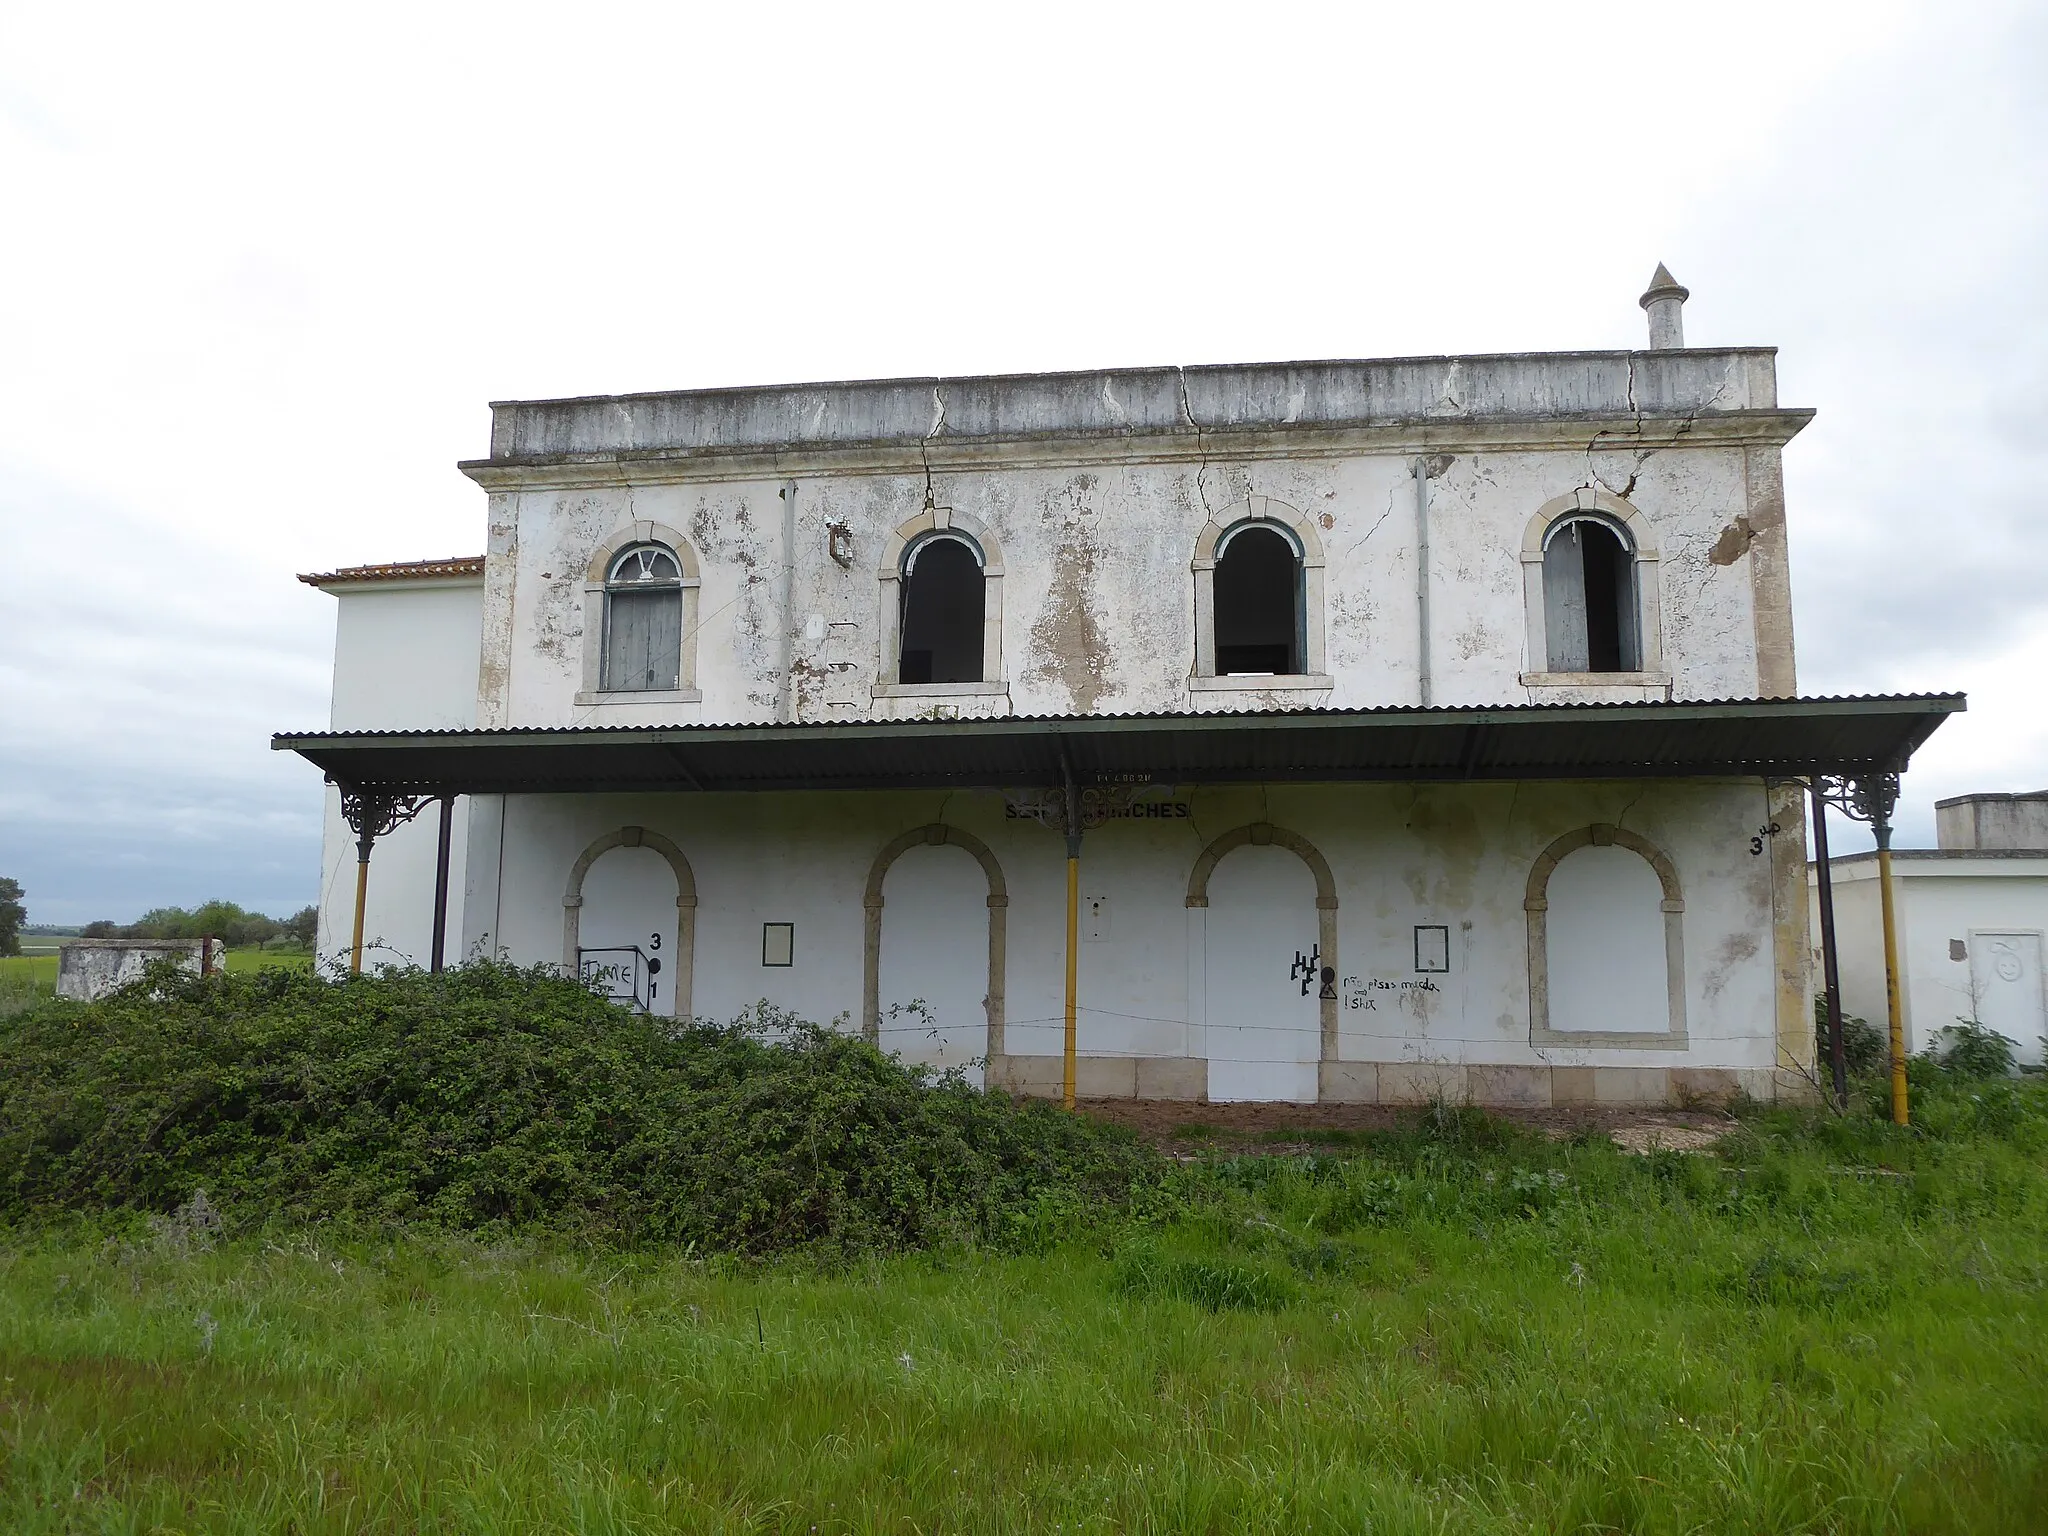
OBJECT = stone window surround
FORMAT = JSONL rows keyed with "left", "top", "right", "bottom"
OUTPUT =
{"left": 1525, "top": 821, "right": 1688, "bottom": 1049}
{"left": 574, "top": 521, "right": 704, "bottom": 706}
{"left": 1519, "top": 490, "right": 1665, "bottom": 688}
{"left": 1190, "top": 494, "right": 1331, "bottom": 690}
{"left": 872, "top": 506, "right": 1008, "bottom": 700}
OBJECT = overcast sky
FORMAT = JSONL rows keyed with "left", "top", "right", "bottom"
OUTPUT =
{"left": 2, "top": 1, "right": 2043, "bottom": 924}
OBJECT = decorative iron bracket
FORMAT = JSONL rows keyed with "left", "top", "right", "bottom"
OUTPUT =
{"left": 1814, "top": 770, "right": 1901, "bottom": 850}
{"left": 336, "top": 784, "right": 433, "bottom": 861}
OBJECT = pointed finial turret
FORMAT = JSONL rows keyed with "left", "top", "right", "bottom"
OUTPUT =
{"left": 1638, "top": 263, "right": 1690, "bottom": 349}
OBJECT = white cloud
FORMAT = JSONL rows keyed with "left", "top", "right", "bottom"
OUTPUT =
{"left": 0, "top": 0, "right": 2038, "bottom": 915}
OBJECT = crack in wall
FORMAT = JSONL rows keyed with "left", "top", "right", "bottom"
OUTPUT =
{"left": 1581, "top": 355, "right": 1701, "bottom": 501}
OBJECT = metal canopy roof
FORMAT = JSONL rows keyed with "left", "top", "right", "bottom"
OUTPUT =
{"left": 273, "top": 695, "right": 1962, "bottom": 796}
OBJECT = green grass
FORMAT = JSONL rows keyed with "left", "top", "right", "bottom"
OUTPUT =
{"left": 4, "top": 1085, "right": 2045, "bottom": 1533}
{"left": 0, "top": 945, "right": 310, "bottom": 1000}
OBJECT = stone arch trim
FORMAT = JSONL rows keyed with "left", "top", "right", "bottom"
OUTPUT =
{"left": 1521, "top": 489, "right": 1663, "bottom": 675}
{"left": 876, "top": 506, "right": 1006, "bottom": 690}
{"left": 1192, "top": 493, "right": 1326, "bottom": 569}
{"left": 862, "top": 823, "right": 1009, "bottom": 1053}
{"left": 561, "top": 825, "right": 698, "bottom": 1018}
{"left": 878, "top": 506, "right": 1005, "bottom": 578}
{"left": 1190, "top": 495, "right": 1328, "bottom": 681}
{"left": 584, "top": 520, "right": 702, "bottom": 582}
{"left": 1520, "top": 489, "right": 1658, "bottom": 559}
{"left": 1184, "top": 821, "right": 1339, "bottom": 1069}
{"left": 580, "top": 521, "right": 703, "bottom": 696}
{"left": 1524, "top": 822, "right": 1687, "bottom": 1049}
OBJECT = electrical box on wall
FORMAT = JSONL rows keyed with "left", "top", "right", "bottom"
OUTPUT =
{"left": 1085, "top": 896, "right": 1110, "bottom": 942}
{"left": 1414, "top": 924, "right": 1451, "bottom": 973}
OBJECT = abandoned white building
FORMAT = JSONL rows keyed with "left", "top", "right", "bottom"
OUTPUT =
{"left": 280, "top": 268, "right": 1961, "bottom": 1107}
{"left": 1811, "top": 791, "right": 2048, "bottom": 1070}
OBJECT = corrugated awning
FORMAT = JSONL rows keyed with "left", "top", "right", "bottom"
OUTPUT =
{"left": 272, "top": 694, "right": 1962, "bottom": 795}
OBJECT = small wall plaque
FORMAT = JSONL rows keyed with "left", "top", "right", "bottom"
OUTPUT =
{"left": 1414, "top": 924, "right": 1450, "bottom": 974}
{"left": 762, "top": 922, "right": 794, "bottom": 967}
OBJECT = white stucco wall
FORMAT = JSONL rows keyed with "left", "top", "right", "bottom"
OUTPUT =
{"left": 1813, "top": 855, "right": 2048, "bottom": 1066}
{"left": 479, "top": 441, "right": 1774, "bottom": 732}
{"left": 313, "top": 579, "right": 482, "bottom": 964}
{"left": 451, "top": 776, "right": 1791, "bottom": 1099}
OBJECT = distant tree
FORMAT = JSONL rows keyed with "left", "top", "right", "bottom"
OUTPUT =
{"left": 282, "top": 905, "right": 319, "bottom": 948}
{"left": 0, "top": 878, "right": 23, "bottom": 957}
{"left": 130, "top": 906, "right": 193, "bottom": 939}
{"left": 188, "top": 899, "right": 260, "bottom": 947}
{"left": 81, "top": 920, "right": 119, "bottom": 939}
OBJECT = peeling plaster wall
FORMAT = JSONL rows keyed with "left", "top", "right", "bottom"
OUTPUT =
{"left": 478, "top": 777, "right": 1788, "bottom": 1095}
{"left": 306, "top": 349, "right": 1822, "bottom": 1101}
{"left": 479, "top": 439, "right": 1785, "bottom": 727}
{"left": 462, "top": 349, "right": 1805, "bottom": 728}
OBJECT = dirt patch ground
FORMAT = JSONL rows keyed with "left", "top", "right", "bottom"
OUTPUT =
{"left": 1075, "top": 1097, "right": 1739, "bottom": 1155}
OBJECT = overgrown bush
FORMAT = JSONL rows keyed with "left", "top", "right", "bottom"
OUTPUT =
{"left": 1922, "top": 1020, "right": 2018, "bottom": 1078}
{"left": 0, "top": 961, "right": 1157, "bottom": 1255}
{"left": 1812, "top": 993, "right": 1889, "bottom": 1076}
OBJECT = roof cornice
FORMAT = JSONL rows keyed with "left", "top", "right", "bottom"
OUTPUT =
{"left": 460, "top": 349, "right": 1806, "bottom": 491}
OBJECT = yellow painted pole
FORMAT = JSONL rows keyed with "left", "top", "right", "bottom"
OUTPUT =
{"left": 1063, "top": 851, "right": 1079, "bottom": 1110}
{"left": 350, "top": 850, "right": 371, "bottom": 975}
{"left": 1877, "top": 842, "right": 1908, "bottom": 1125}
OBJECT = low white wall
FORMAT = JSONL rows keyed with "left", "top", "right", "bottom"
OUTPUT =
{"left": 57, "top": 938, "right": 226, "bottom": 1000}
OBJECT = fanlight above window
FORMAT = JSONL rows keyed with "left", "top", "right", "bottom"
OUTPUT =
{"left": 603, "top": 544, "right": 684, "bottom": 692}
{"left": 1542, "top": 516, "right": 1639, "bottom": 673}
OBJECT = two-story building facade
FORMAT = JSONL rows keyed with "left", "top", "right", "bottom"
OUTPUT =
{"left": 282, "top": 271, "right": 1959, "bottom": 1106}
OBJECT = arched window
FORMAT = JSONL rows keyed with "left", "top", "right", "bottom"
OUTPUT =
{"left": 898, "top": 532, "right": 985, "bottom": 685}
{"left": 1526, "top": 823, "right": 1687, "bottom": 1048}
{"left": 1542, "top": 515, "right": 1639, "bottom": 673}
{"left": 602, "top": 544, "right": 684, "bottom": 692}
{"left": 1213, "top": 523, "right": 1302, "bottom": 676}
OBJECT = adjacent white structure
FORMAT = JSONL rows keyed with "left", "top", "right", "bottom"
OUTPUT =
{"left": 1813, "top": 792, "right": 2048, "bottom": 1068}
{"left": 57, "top": 938, "right": 227, "bottom": 1001}
{"left": 283, "top": 270, "right": 1961, "bottom": 1106}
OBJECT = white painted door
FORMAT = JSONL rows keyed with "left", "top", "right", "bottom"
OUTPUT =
{"left": 1970, "top": 931, "right": 2045, "bottom": 1068}
{"left": 579, "top": 846, "right": 680, "bottom": 1017}
{"left": 1204, "top": 845, "right": 1320, "bottom": 1102}
{"left": 879, "top": 844, "right": 990, "bottom": 1085}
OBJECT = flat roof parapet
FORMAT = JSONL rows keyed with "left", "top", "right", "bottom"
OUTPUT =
{"left": 466, "top": 349, "right": 1803, "bottom": 476}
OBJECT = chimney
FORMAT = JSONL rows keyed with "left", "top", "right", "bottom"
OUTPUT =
{"left": 1638, "top": 262, "right": 1689, "bottom": 349}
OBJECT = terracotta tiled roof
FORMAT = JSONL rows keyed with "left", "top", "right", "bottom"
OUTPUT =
{"left": 298, "top": 556, "right": 486, "bottom": 587}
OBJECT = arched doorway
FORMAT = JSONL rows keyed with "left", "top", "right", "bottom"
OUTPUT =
{"left": 563, "top": 827, "right": 696, "bottom": 1018}
{"left": 863, "top": 824, "right": 1007, "bottom": 1083}
{"left": 1187, "top": 822, "right": 1339, "bottom": 1103}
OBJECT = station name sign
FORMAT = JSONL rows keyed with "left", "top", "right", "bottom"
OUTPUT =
{"left": 1003, "top": 801, "right": 1192, "bottom": 821}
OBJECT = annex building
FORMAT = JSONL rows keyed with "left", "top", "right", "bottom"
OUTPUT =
{"left": 280, "top": 269, "right": 1957, "bottom": 1107}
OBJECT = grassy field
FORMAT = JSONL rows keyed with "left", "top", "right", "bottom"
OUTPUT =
{"left": 3, "top": 1088, "right": 2044, "bottom": 1534}
{"left": 0, "top": 946, "right": 312, "bottom": 1011}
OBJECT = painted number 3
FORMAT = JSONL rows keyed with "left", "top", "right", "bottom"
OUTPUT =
{"left": 1749, "top": 822, "right": 1781, "bottom": 856}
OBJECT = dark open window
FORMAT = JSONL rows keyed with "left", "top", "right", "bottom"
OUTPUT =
{"left": 898, "top": 534, "right": 984, "bottom": 684}
{"left": 1543, "top": 518, "right": 1639, "bottom": 672}
{"left": 602, "top": 545, "right": 683, "bottom": 691}
{"left": 1214, "top": 524, "right": 1301, "bottom": 675}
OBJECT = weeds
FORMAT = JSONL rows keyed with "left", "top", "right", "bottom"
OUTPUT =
{"left": 0, "top": 961, "right": 1155, "bottom": 1255}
